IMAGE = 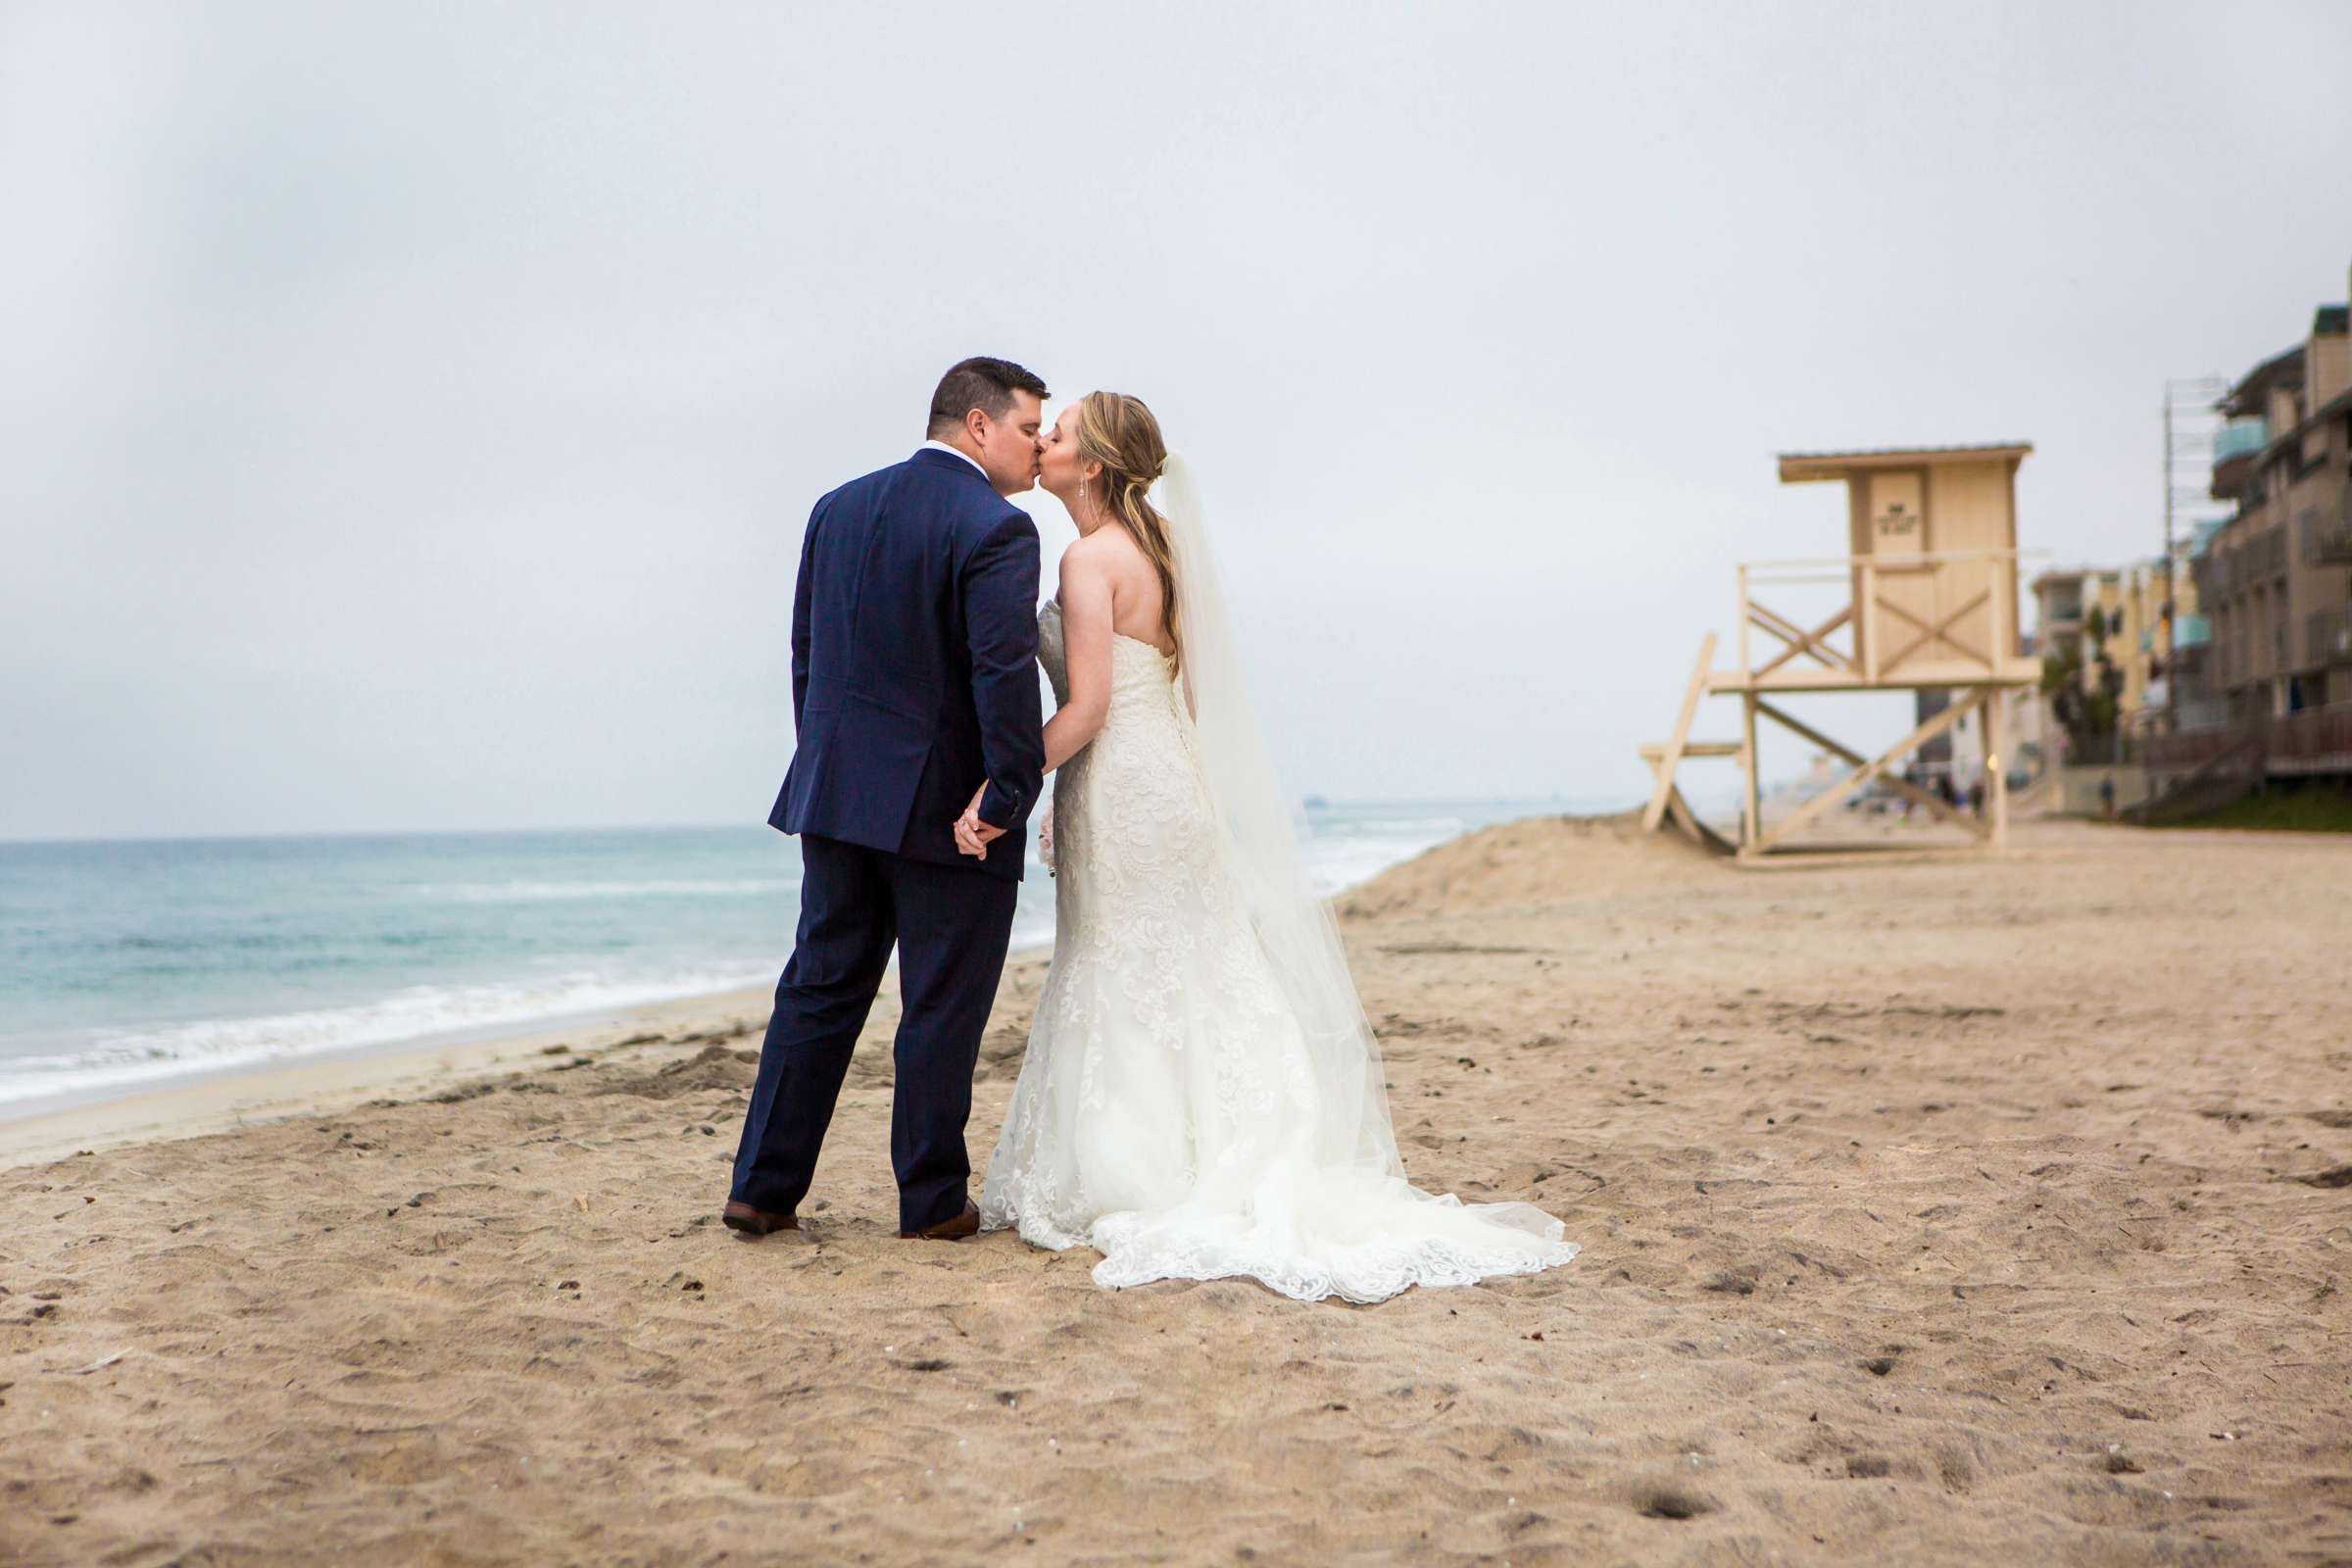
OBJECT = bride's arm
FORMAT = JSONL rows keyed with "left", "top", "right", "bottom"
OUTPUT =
{"left": 1042, "top": 543, "right": 1114, "bottom": 774}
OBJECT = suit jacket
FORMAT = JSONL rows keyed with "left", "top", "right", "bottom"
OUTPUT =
{"left": 769, "top": 447, "right": 1045, "bottom": 883}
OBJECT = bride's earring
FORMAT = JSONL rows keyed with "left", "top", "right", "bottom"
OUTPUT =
{"left": 1078, "top": 474, "right": 1090, "bottom": 524}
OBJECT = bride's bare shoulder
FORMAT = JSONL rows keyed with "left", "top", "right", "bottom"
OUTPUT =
{"left": 1060, "top": 528, "right": 1146, "bottom": 585}
{"left": 1059, "top": 531, "right": 1117, "bottom": 577}
{"left": 1063, "top": 525, "right": 1129, "bottom": 558}
{"left": 1072, "top": 523, "right": 1156, "bottom": 575}
{"left": 1055, "top": 536, "right": 1120, "bottom": 612}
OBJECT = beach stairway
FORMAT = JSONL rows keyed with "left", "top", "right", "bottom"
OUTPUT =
{"left": 2122, "top": 735, "right": 2266, "bottom": 827}
{"left": 1639, "top": 633, "right": 1740, "bottom": 857}
{"left": 2007, "top": 765, "right": 2060, "bottom": 816}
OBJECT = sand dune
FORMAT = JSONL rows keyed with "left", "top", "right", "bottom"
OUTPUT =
{"left": 5, "top": 814, "right": 2350, "bottom": 1564}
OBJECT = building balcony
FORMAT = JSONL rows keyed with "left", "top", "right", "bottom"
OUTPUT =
{"left": 2214, "top": 416, "right": 2269, "bottom": 464}
{"left": 2174, "top": 612, "right": 2211, "bottom": 649}
{"left": 2211, "top": 452, "right": 2253, "bottom": 503}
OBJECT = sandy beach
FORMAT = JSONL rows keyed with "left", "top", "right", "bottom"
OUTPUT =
{"left": 5, "top": 813, "right": 2350, "bottom": 1565}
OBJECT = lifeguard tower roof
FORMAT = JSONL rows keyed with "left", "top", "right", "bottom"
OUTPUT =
{"left": 1778, "top": 443, "right": 2033, "bottom": 482}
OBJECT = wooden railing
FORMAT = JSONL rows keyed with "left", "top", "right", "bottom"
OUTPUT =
{"left": 1733, "top": 549, "right": 2036, "bottom": 688}
{"left": 2140, "top": 702, "right": 2352, "bottom": 776}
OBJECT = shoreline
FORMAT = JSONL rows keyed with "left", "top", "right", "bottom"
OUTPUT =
{"left": 0, "top": 795, "right": 2257, "bottom": 1168}
{"left": 0, "top": 804, "right": 2017, "bottom": 1165}
{"left": 0, "top": 802, "right": 1576, "bottom": 1151}
{"left": 0, "top": 942, "right": 1060, "bottom": 1169}
{"left": 0, "top": 984, "right": 771, "bottom": 1168}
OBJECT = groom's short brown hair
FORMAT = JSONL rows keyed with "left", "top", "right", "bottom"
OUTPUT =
{"left": 927, "top": 357, "right": 1049, "bottom": 438}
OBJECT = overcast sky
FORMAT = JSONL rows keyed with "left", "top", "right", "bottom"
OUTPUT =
{"left": 5, "top": 1, "right": 2348, "bottom": 841}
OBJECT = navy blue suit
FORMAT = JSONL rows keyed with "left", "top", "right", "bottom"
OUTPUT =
{"left": 731, "top": 447, "right": 1046, "bottom": 1233}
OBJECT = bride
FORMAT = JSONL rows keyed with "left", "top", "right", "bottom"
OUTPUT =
{"left": 956, "top": 392, "right": 1578, "bottom": 1304}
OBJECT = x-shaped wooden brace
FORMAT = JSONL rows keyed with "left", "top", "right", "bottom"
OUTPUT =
{"left": 1748, "top": 601, "right": 1855, "bottom": 679}
{"left": 1751, "top": 699, "right": 1988, "bottom": 840}
{"left": 1749, "top": 688, "right": 1992, "bottom": 856}
{"left": 1874, "top": 588, "right": 1990, "bottom": 673}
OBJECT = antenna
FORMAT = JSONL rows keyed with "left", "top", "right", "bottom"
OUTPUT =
{"left": 2162, "top": 376, "right": 2230, "bottom": 733}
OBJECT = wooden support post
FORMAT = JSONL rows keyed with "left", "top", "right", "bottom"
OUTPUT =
{"left": 1861, "top": 559, "right": 1880, "bottom": 684}
{"left": 1642, "top": 632, "right": 1718, "bottom": 835}
{"left": 1990, "top": 560, "right": 2013, "bottom": 672}
{"left": 1736, "top": 564, "right": 1750, "bottom": 688}
{"left": 1988, "top": 687, "right": 2010, "bottom": 848}
{"left": 1740, "top": 693, "right": 1761, "bottom": 853}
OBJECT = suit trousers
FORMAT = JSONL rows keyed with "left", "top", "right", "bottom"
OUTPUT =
{"left": 730, "top": 833, "right": 1018, "bottom": 1234}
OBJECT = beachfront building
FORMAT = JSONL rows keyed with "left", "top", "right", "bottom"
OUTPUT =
{"left": 2028, "top": 552, "right": 2215, "bottom": 760}
{"left": 2034, "top": 569, "right": 2086, "bottom": 661}
{"left": 2101, "top": 566, "right": 2159, "bottom": 720}
{"left": 2194, "top": 293, "right": 2352, "bottom": 718}
{"left": 2167, "top": 521, "right": 2226, "bottom": 730}
{"left": 2024, "top": 566, "right": 2131, "bottom": 768}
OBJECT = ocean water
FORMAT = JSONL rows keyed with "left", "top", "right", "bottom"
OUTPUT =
{"left": 0, "top": 801, "right": 1585, "bottom": 1114}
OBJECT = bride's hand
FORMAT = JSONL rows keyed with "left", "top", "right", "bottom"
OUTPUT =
{"left": 954, "top": 784, "right": 1001, "bottom": 858}
{"left": 1038, "top": 804, "right": 1055, "bottom": 875}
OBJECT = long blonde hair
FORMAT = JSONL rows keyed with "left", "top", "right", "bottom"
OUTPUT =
{"left": 1074, "top": 391, "right": 1180, "bottom": 670}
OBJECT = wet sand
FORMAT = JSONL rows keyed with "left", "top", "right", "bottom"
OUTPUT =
{"left": 5, "top": 814, "right": 2349, "bottom": 1564}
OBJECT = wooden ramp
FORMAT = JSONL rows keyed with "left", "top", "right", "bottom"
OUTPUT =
{"left": 1657, "top": 785, "right": 1737, "bottom": 857}
{"left": 1638, "top": 633, "right": 1739, "bottom": 858}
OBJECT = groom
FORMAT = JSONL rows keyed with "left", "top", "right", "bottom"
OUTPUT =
{"left": 724, "top": 357, "right": 1049, "bottom": 1242}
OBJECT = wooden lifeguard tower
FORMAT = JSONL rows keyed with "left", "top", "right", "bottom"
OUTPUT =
{"left": 1640, "top": 443, "right": 2038, "bottom": 863}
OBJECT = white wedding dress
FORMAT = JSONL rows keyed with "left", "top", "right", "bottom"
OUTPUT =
{"left": 978, "top": 593, "right": 1580, "bottom": 1303}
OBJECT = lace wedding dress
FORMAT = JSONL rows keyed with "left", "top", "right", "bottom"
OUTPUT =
{"left": 977, "top": 598, "right": 1579, "bottom": 1303}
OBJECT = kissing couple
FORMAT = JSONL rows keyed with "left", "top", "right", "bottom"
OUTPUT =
{"left": 722, "top": 357, "right": 1578, "bottom": 1303}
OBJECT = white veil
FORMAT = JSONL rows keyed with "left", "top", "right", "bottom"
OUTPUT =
{"left": 1152, "top": 454, "right": 1405, "bottom": 1179}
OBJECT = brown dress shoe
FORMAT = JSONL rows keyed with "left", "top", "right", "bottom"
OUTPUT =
{"left": 899, "top": 1200, "right": 981, "bottom": 1241}
{"left": 722, "top": 1200, "right": 798, "bottom": 1237}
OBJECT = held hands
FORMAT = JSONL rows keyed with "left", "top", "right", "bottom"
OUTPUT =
{"left": 953, "top": 785, "right": 1008, "bottom": 860}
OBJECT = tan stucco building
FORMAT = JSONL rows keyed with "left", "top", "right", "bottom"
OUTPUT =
{"left": 2194, "top": 274, "right": 2352, "bottom": 718}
